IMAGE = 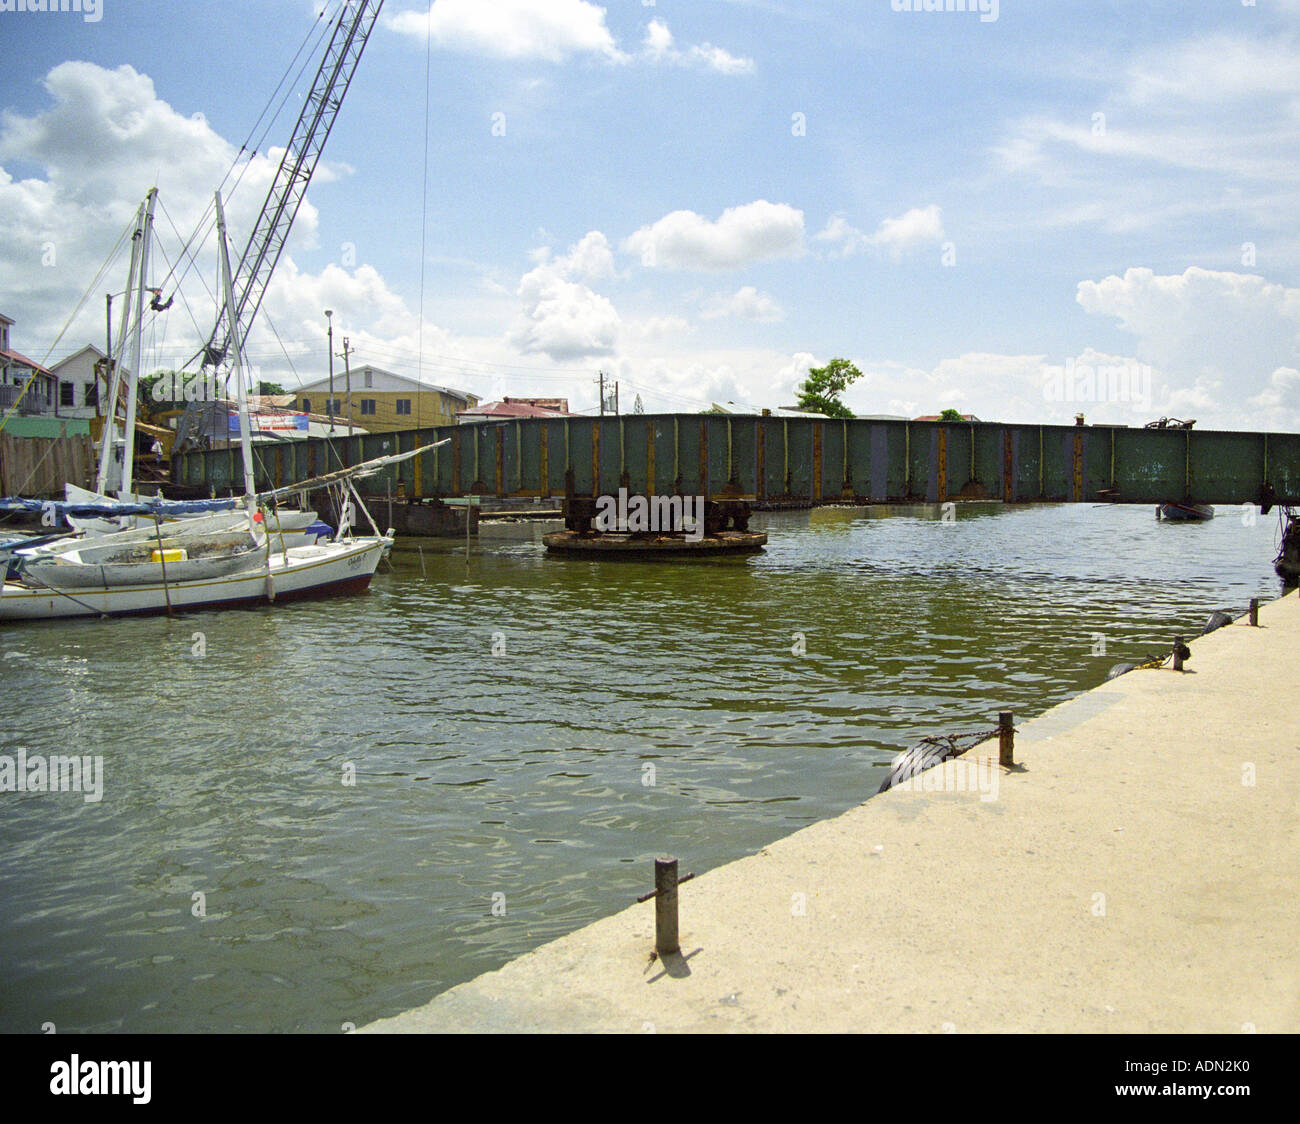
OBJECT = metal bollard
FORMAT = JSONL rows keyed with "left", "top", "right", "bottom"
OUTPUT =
{"left": 998, "top": 711, "right": 1014, "bottom": 768}
{"left": 654, "top": 856, "right": 679, "bottom": 956}
{"left": 1173, "top": 636, "right": 1185, "bottom": 672}
{"left": 1249, "top": 598, "right": 1259, "bottom": 627}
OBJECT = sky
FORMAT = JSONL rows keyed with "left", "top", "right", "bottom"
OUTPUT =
{"left": 1, "top": 0, "right": 1299, "bottom": 429}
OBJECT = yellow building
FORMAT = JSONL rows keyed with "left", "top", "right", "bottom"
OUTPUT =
{"left": 292, "top": 366, "right": 478, "bottom": 433}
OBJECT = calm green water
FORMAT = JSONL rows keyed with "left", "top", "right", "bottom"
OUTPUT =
{"left": 0, "top": 504, "right": 1287, "bottom": 1032}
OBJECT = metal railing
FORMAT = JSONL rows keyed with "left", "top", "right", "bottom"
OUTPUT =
{"left": 0, "top": 384, "right": 53, "bottom": 416}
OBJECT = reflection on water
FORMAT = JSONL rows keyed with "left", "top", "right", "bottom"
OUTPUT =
{"left": 0, "top": 504, "right": 1285, "bottom": 1030}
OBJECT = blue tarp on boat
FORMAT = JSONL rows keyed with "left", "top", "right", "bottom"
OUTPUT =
{"left": 0, "top": 496, "right": 245, "bottom": 518}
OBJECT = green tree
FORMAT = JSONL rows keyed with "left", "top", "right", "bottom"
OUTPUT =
{"left": 257, "top": 381, "right": 286, "bottom": 396}
{"left": 938, "top": 408, "right": 964, "bottom": 422}
{"left": 137, "top": 369, "right": 186, "bottom": 422}
{"left": 795, "top": 357, "right": 861, "bottom": 418}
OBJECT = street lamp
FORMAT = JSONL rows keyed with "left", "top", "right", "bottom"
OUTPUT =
{"left": 325, "top": 309, "right": 334, "bottom": 433}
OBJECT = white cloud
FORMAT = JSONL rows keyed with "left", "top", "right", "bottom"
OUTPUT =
{"left": 828, "top": 349, "right": 1161, "bottom": 425}
{"left": 1124, "top": 34, "right": 1300, "bottom": 107}
{"left": 700, "top": 285, "right": 784, "bottom": 322}
{"left": 552, "top": 229, "right": 615, "bottom": 281}
{"left": 628, "top": 315, "right": 692, "bottom": 341}
{"left": 0, "top": 62, "right": 335, "bottom": 363}
{"left": 613, "top": 355, "right": 752, "bottom": 410}
{"left": 0, "top": 60, "right": 519, "bottom": 403}
{"left": 1076, "top": 266, "right": 1300, "bottom": 378}
{"left": 642, "top": 19, "right": 674, "bottom": 61}
{"left": 385, "top": 5, "right": 753, "bottom": 74}
{"left": 510, "top": 231, "right": 621, "bottom": 360}
{"left": 624, "top": 200, "right": 804, "bottom": 270}
{"left": 814, "top": 214, "right": 872, "bottom": 257}
{"left": 844, "top": 353, "right": 1041, "bottom": 421}
{"left": 686, "top": 43, "right": 755, "bottom": 76}
{"left": 1076, "top": 267, "right": 1300, "bottom": 429}
{"left": 1249, "top": 366, "right": 1300, "bottom": 424}
{"left": 871, "top": 205, "right": 945, "bottom": 258}
{"left": 386, "top": 0, "right": 625, "bottom": 63}
{"left": 815, "top": 205, "right": 944, "bottom": 259}
{"left": 992, "top": 33, "right": 1300, "bottom": 232}
{"left": 641, "top": 21, "right": 754, "bottom": 75}
{"left": 778, "top": 351, "right": 819, "bottom": 394}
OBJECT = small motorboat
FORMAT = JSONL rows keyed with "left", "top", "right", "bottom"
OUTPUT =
{"left": 1157, "top": 502, "right": 1214, "bottom": 521}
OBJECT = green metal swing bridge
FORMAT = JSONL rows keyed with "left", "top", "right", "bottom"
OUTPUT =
{"left": 174, "top": 414, "right": 1300, "bottom": 510}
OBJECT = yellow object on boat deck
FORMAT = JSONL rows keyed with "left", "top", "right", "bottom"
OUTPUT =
{"left": 151, "top": 548, "right": 188, "bottom": 564}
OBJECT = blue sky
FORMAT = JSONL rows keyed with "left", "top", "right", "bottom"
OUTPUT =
{"left": 2, "top": 0, "right": 1299, "bottom": 427}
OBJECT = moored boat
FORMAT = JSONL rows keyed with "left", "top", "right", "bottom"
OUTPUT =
{"left": 1157, "top": 502, "right": 1214, "bottom": 521}
{"left": 18, "top": 529, "right": 262, "bottom": 590}
{"left": 0, "top": 190, "right": 431, "bottom": 624}
{"left": 543, "top": 529, "right": 767, "bottom": 556}
{"left": 0, "top": 535, "right": 388, "bottom": 620}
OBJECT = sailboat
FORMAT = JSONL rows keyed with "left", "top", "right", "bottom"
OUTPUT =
{"left": 0, "top": 192, "right": 437, "bottom": 622}
{"left": 54, "top": 189, "right": 320, "bottom": 551}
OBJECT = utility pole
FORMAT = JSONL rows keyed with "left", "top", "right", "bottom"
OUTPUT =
{"left": 340, "top": 337, "right": 353, "bottom": 436}
{"left": 325, "top": 309, "right": 334, "bottom": 433}
{"left": 103, "top": 293, "right": 113, "bottom": 418}
{"left": 597, "top": 370, "right": 606, "bottom": 416}
{"left": 614, "top": 381, "right": 619, "bottom": 416}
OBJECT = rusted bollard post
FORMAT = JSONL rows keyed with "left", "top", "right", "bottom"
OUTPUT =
{"left": 655, "top": 856, "right": 680, "bottom": 956}
{"left": 1173, "top": 636, "right": 1185, "bottom": 672}
{"left": 998, "top": 711, "right": 1014, "bottom": 767}
{"left": 1249, "top": 598, "right": 1259, "bottom": 627}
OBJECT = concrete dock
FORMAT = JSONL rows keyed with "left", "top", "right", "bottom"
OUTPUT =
{"left": 364, "top": 590, "right": 1299, "bottom": 1033}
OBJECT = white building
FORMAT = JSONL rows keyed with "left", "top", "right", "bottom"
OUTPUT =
{"left": 49, "top": 344, "right": 129, "bottom": 419}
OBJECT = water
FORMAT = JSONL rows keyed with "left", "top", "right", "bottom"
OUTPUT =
{"left": 0, "top": 504, "right": 1286, "bottom": 1032}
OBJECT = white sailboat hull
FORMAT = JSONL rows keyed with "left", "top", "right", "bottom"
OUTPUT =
{"left": 0, "top": 537, "right": 389, "bottom": 621}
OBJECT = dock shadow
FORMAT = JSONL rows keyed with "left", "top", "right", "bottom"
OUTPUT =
{"left": 645, "top": 947, "right": 701, "bottom": 983}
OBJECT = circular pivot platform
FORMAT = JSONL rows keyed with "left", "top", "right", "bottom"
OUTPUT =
{"left": 542, "top": 530, "right": 767, "bottom": 557}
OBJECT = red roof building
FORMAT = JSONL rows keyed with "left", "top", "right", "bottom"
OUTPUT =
{"left": 458, "top": 398, "right": 579, "bottom": 423}
{"left": 1, "top": 312, "right": 61, "bottom": 416}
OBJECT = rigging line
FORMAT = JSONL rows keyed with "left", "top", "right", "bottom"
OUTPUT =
{"left": 153, "top": 6, "right": 337, "bottom": 295}
{"left": 230, "top": 2, "right": 332, "bottom": 170}
{"left": 260, "top": 311, "right": 301, "bottom": 386}
{"left": 150, "top": 222, "right": 211, "bottom": 356}
{"left": 157, "top": 197, "right": 217, "bottom": 311}
{"left": 416, "top": 0, "right": 434, "bottom": 430}
{"left": 221, "top": 1, "right": 339, "bottom": 207}
{"left": 152, "top": 197, "right": 216, "bottom": 297}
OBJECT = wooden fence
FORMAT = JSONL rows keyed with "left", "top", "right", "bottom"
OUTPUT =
{"left": 0, "top": 432, "right": 96, "bottom": 497}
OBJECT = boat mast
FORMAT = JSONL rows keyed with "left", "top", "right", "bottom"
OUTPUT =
{"left": 118, "top": 188, "right": 156, "bottom": 499}
{"left": 96, "top": 189, "right": 157, "bottom": 496}
{"left": 93, "top": 198, "right": 140, "bottom": 495}
{"left": 213, "top": 191, "right": 259, "bottom": 522}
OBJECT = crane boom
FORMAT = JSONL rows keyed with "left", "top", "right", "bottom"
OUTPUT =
{"left": 201, "top": 0, "right": 384, "bottom": 371}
